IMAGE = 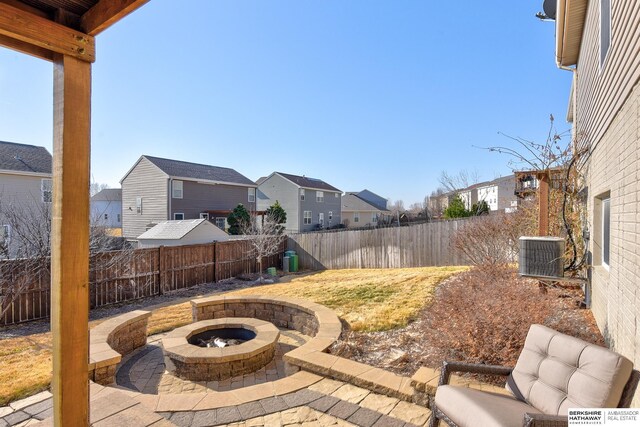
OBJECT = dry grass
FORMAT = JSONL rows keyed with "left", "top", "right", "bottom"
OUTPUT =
{"left": 0, "top": 266, "right": 464, "bottom": 405}
{"left": 229, "top": 267, "right": 467, "bottom": 331}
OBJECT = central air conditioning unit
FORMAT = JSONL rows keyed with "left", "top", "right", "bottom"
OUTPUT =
{"left": 519, "top": 236, "right": 565, "bottom": 278}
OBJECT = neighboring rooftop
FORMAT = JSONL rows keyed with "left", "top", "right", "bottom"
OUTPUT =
{"left": 346, "top": 189, "right": 388, "bottom": 211}
{"left": 141, "top": 155, "right": 255, "bottom": 186}
{"left": 0, "top": 141, "right": 52, "bottom": 174}
{"left": 276, "top": 172, "right": 341, "bottom": 192}
{"left": 137, "top": 219, "right": 226, "bottom": 240}
{"left": 91, "top": 188, "right": 122, "bottom": 202}
{"left": 342, "top": 194, "right": 387, "bottom": 212}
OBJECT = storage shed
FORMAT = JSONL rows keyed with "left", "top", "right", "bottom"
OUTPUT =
{"left": 137, "top": 219, "right": 229, "bottom": 248}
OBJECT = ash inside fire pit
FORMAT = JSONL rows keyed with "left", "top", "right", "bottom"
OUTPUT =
{"left": 188, "top": 328, "right": 257, "bottom": 348}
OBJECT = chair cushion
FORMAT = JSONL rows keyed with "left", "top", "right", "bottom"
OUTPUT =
{"left": 435, "top": 385, "right": 542, "bottom": 427}
{"left": 508, "top": 324, "right": 633, "bottom": 415}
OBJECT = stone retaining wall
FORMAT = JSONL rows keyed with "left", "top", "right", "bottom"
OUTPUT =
{"left": 89, "top": 310, "right": 151, "bottom": 385}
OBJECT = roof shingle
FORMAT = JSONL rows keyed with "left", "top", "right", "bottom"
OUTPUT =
{"left": 0, "top": 141, "right": 52, "bottom": 174}
{"left": 276, "top": 172, "right": 341, "bottom": 192}
{"left": 144, "top": 155, "right": 255, "bottom": 186}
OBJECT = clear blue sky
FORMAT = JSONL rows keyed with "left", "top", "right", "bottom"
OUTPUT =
{"left": 0, "top": 1, "right": 571, "bottom": 206}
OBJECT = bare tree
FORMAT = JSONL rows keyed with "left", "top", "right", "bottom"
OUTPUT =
{"left": 438, "top": 169, "right": 480, "bottom": 193}
{"left": 242, "top": 212, "right": 286, "bottom": 278}
{"left": 90, "top": 180, "right": 109, "bottom": 197}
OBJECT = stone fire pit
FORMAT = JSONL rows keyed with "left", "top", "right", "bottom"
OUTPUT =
{"left": 162, "top": 318, "right": 280, "bottom": 381}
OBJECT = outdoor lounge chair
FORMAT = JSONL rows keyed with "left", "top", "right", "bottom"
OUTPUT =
{"left": 429, "top": 324, "right": 640, "bottom": 427}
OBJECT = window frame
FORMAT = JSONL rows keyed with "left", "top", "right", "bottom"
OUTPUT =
{"left": 300, "top": 189, "right": 305, "bottom": 201}
{"left": 316, "top": 191, "right": 324, "bottom": 203}
{"left": 200, "top": 213, "right": 209, "bottom": 220}
{"left": 319, "top": 212, "right": 324, "bottom": 225}
{"left": 303, "top": 210, "right": 312, "bottom": 225}
{"left": 136, "top": 196, "right": 142, "bottom": 214}
{"left": 354, "top": 212, "right": 360, "bottom": 223}
{"left": 328, "top": 211, "right": 333, "bottom": 220}
{"left": 174, "top": 213, "right": 185, "bottom": 220}
{"left": 215, "top": 217, "right": 226, "bottom": 230}
{"left": 248, "top": 187, "right": 256, "bottom": 203}
{"left": 602, "top": 197, "right": 610, "bottom": 269}
{"left": 41, "top": 178, "right": 52, "bottom": 203}
{"left": 600, "top": 0, "right": 611, "bottom": 68}
{"left": 172, "top": 180, "right": 183, "bottom": 199}
{"left": 0, "top": 224, "right": 10, "bottom": 245}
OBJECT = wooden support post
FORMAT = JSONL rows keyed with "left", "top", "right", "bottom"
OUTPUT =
{"left": 538, "top": 171, "right": 550, "bottom": 236}
{"left": 51, "top": 54, "right": 91, "bottom": 427}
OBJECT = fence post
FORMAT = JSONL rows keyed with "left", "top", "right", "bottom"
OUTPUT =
{"left": 213, "top": 241, "right": 217, "bottom": 283}
{"left": 158, "top": 245, "right": 165, "bottom": 295}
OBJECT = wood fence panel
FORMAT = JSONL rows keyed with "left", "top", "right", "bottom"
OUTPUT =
{"left": 288, "top": 220, "right": 469, "bottom": 270}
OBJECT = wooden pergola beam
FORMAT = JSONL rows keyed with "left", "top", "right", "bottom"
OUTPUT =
{"left": 0, "top": 2, "right": 95, "bottom": 62}
{"left": 81, "top": 0, "right": 150, "bottom": 36}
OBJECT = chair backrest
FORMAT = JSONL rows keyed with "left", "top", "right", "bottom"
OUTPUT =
{"left": 508, "top": 324, "right": 634, "bottom": 415}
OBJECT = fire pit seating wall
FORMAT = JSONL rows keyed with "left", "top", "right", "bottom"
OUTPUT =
{"left": 191, "top": 295, "right": 342, "bottom": 353}
{"left": 88, "top": 310, "right": 151, "bottom": 385}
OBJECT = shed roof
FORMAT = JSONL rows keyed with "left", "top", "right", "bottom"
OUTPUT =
{"left": 0, "top": 140, "right": 52, "bottom": 174}
{"left": 276, "top": 172, "right": 341, "bottom": 192}
{"left": 140, "top": 155, "right": 255, "bottom": 186}
{"left": 137, "top": 219, "right": 227, "bottom": 240}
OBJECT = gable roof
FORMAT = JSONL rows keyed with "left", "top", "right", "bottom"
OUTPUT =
{"left": 0, "top": 141, "right": 52, "bottom": 175}
{"left": 137, "top": 219, "right": 228, "bottom": 240}
{"left": 275, "top": 172, "right": 341, "bottom": 192}
{"left": 136, "top": 155, "right": 255, "bottom": 186}
{"left": 342, "top": 194, "right": 388, "bottom": 212}
{"left": 348, "top": 189, "right": 388, "bottom": 211}
{"left": 91, "top": 188, "right": 122, "bottom": 202}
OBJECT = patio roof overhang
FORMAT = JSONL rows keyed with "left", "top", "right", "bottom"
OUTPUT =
{"left": 555, "top": 0, "right": 588, "bottom": 67}
{"left": 0, "top": 1, "right": 149, "bottom": 426}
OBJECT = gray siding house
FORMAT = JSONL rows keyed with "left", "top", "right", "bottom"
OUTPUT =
{"left": 257, "top": 172, "right": 342, "bottom": 233}
{"left": 121, "top": 155, "right": 256, "bottom": 239}
{"left": 0, "top": 141, "right": 52, "bottom": 258}
{"left": 90, "top": 188, "right": 122, "bottom": 229}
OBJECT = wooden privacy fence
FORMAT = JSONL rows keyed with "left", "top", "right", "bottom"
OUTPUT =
{"left": 0, "top": 239, "right": 284, "bottom": 326}
{"left": 288, "top": 220, "right": 469, "bottom": 270}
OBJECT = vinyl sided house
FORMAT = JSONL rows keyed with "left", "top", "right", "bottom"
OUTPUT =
{"left": 90, "top": 188, "right": 122, "bottom": 229}
{"left": 342, "top": 190, "right": 391, "bottom": 227}
{"left": 0, "top": 141, "right": 52, "bottom": 258}
{"left": 475, "top": 175, "right": 518, "bottom": 213}
{"left": 257, "top": 172, "right": 342, "bottom": 233}
{"left": 121, "top": 156, "right": 256, "bottom": 239}
{"left": 554, "top": 0, "right": 640, "bottom": 392}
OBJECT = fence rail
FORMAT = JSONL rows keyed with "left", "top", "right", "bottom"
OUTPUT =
{"left": 0, "top": 239, "right": 284, "bottom": 326}
{"left": 288, "top": 220, "right": 469, "bottom": 270}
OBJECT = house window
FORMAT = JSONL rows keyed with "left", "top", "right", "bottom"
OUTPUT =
{"left": 372, "top": 213, "right": 378, "bottom": 223}
{"left": 41, "top": 179, "right": 52, "bottom": 203}
{"left": 328, "top": 211, "right": 333, "bottom": 220}
{"left": 300, "top": 189, "right": 305, "bottom": 201}
{"left": 117, "top": 214, "right": 121, "bottom": 223}
{"left": 354, "top": 212, "right": 360, "bottom": 223}
{"left": 172, "top": 180, "right": 183, "bottom": 199}
{"left": 303, "top": 211, "right": 312, "bottom": 225}
{"left": 248, "top": 187, "right": 256, "bottom": 203}
{"left": 200, "top": 213, "right": 209, "bottom": 220}
{"left": 602, "top": 197, "right": 610, "bottom": 267}
{"left": 104, "top": 214, "right": 108, "bottom": 220}
{"left": 600, "top": 0, "right": 611, "bottom": 67}
{"left": 136, "top": 196, "right": 142, "bottom": 214}
{"left": 215, "top": 217, "right": 226, "bottom": 230}
{"left": 316, "top": 191, "right": 324, "bottom": 202}
{"left": 174, "top": 213, "right": 184, "bottom": 220}
{"left": 0, "top": 225, "right": 10, "bottom": 246}
{"left": 335, "top": 193, "right": 339, "bottom": 198}
{"left": 319, "top": 213, "right": 324, "bottom": 225}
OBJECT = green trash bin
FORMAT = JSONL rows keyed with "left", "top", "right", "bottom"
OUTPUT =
{"left": 266, "top": 267, "right": 277, "bottom": 276}
{"left": 289, "top": 254, "right": 299, "bottom": 272}
{"left": 285, "top": 250, "right": 296, "bottom": 258}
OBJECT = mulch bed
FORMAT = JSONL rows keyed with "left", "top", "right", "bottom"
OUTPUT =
{"left": 330, "top": 266, "right": 604, "bottom": 381}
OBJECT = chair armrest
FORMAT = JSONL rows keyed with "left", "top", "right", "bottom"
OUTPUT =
{"left": 439, "top": 361, "right": 513, "bottom": 386}
{"left": 523, "top": 413, "right": 567, "bottom": 427}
